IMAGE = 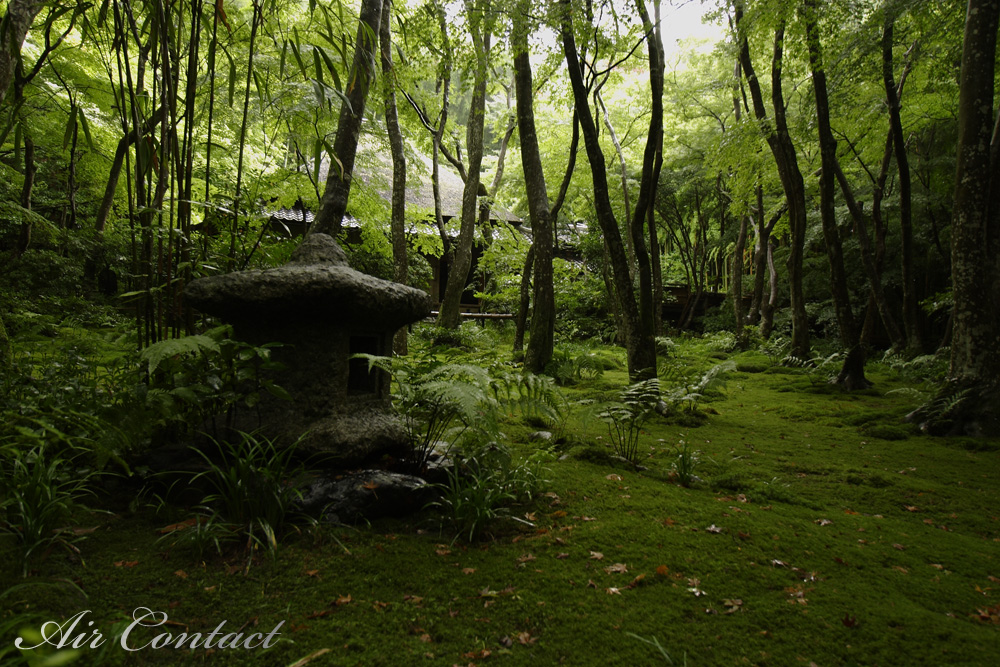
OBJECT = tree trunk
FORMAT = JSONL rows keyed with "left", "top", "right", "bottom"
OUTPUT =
{"left": 513, "top": 245, "right": 534, "bottom": 355}
{"left": 760, "top": 238, "right": 778, "bottom": 338}
{"left": 832, "top": 161, "right": 906, "bottom": 350}
{"left": 732, "top": 213, "right": 749, "bottom": 348}
{"left": 381, "top": 0, "right": 408, "bottom": 355}
{"left": 629, "top": 0, "right": 664, "bottom": 369}
{"left": 882, "top": 13, "right": 924, "bottom": 353}
{"left": 310, "top": 0, "right": 384, "bottom": 237}
{"left": 736, "top": 5, "right": 810, "bottom": 360}
{"left": 514, "top": 0, "right": 554, "bottom": 373}
{"left": 436, "top": 0, "right": 492, "bottom": 331}
{"left": 803, "top": 0, "right": 869, "bottom": 390}
{"left": 0, "top": 0, "right": 46, "bottom": 108}
{"left": 910, "top": 0, "right": 1000, "bottom": 435}
{"left": 948, "top": 0, "right": 1000, "bottom": 384}
{"left": 560, "top": 0, "right": 654, "bottom": 378}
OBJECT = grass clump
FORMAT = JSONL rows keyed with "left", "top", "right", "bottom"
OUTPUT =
{"left": 161, "top": 431, "right": 315, "bottom": 570}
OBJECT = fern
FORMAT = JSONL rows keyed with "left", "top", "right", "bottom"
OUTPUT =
{"left": 598, "top": 378, "right": 661, "bottom": 464}
{"left": 140, "top": 334, "right": 221, "bottom": 375}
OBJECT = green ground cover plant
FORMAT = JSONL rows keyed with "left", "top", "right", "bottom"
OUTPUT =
{"left": 2, "top": 330, "right": 998, "bottom": 666}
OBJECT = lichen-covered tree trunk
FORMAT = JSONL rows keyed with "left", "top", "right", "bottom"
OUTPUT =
{"left": 310, "top": 0, "right": 383, "bottom": 237}
{"left": 380, "top": 0, "right": 408, "bottom": 355}
{"left": 803, "top": 0, "right": 869, "bottom": 390}
{"left": 914, "top": 0, "right": 1000, "bottom": 435}
{"left": 513, "top": 0, "right": 554, "bottom": 373}
{"left": 949, "top": 0, "right": 1000, "bottom": 383}
{"left": 436, "top": 0, "right": 492, "bottom": 331}
{"left": 0, "top": 0, "right": 46, "bottom": 108}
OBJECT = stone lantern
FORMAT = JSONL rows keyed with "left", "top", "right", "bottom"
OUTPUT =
{"left": 184, "top": 234, "right": 431, "bottom": 463}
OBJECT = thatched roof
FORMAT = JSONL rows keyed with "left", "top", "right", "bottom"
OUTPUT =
{"left": 319, "top": 145, "right": 521, "bottom": 225}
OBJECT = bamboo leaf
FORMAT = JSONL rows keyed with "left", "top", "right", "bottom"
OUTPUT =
{"left": 63, "top": 106, "right": 77, "bottom": 151}
{"left": 313, "top": 138, "right": 322, "bottom": 185}
{"left": 289, "top": 35, "right": 307, "bottom": 76}
{"left": 77, "top": 107, "right": 95, "bottom": 151}
{"left": 312, "top": 48, "right": 324, "bottom": 86}
{"left": 317, "top": 47, "right": 341, "bottom": 92}
{"left": 253, "top": 70, "right": 265, "bottom": 106}
{"left": 311, "top": 79, "right": 326, "bottom": 107}
{"left": 324, "top": 140, "right": 344, "bottom": 181}
{"left": 98, "top": 0, "right": 110, "bottom": 27}
{"left": 215, "top": 0, "right": 231, "bottom": 33}
{"left": 227, "top": 51, "right": 236, "bottom": 106}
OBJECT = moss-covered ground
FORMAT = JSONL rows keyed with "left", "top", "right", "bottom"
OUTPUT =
{"left": 3, "top": 336, "right": 1000, "bottom": 666}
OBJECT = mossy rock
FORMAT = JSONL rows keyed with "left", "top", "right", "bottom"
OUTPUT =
{"left": 736, "top": 362, "right": 768, "bottom": 373}
{"left": 951, "top": 437, "right": 1000, "bottom": 452}
{"left": 661, "top": 409, "right": 708, "bottom": 428}
{"left": 568, "top": 444, "right": 618, "bottom": 465}
{"left": 711, "top": 472, "right": 748, "bottom": 492}
{"left": 860, "top": 423, "right": 911, "bottom": 441}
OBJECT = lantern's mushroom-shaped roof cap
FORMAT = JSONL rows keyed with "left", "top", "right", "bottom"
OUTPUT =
{"left": 184, "top": 234, "right": 432, "bottom": 329}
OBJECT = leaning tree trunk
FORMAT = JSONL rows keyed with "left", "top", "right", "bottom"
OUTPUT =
{"left": 803, "top": 0, "right": 869, "bottom": 390}
{"left": 514, "top": 0, "right": 554, "bottom": 373}
{"left": 381, "top": 0, "right": 409, "bottom": 354}
{"left": 883, "top": 13, "right": 924, "bottom": 354}
{"left": 310, "top": 0, "right": 384, "bottom": 237}
{"left": 911, "top": 0, "right": 1000, "bottom": 435}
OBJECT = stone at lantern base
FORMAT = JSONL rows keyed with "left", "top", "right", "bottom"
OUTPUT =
{"left": 184, "top": 234, "right": 431, "bottom": 463}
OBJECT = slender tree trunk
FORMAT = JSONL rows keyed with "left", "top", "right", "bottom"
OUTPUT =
{"left": 381, "top": 0, "right": 408, "bottom": 354}
{"left": 311, "top": 0, "right": 384, "bottom": 237}
{"left": 229, "top": 1, "right": 261, "bottom": 268}
{"left": 629, "top": 0, "right": 664, "bottom": 370}
{"left": 760, "top": 238, "right": 778, "bottom": 338}
{"left": 833, "top": 161, "right": 906, "bottom": 350}
{"left": 803, "top": 0, "right": 869, "bottom": 389}
{"left": 735, "top": 4, "right": 810, "bottom": 359}
{"left": 513, "top": 245, "right": 534, "bottom": 354}
{"left": 732, "top": 213, "right": 749, "bottom": 347}
{"left": 748, "top": 191, "right": 785, "bottom": 326}
{"left": 16, "top": 133, "right": 35, "bottom": 254}
{"left": 514, "top": 0, "right": 554, "bottom": 373}
{"left": 560, "top": 0, "right": 654, "bottom": 377}
{"left": 437, "top": 0, "right": 492, "bottom": 331}
{"left": 882, "top": 13, "right": 924, "bottom": 353}
{"left": 95, "top": 110, "right": 164, "bottom": 233}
